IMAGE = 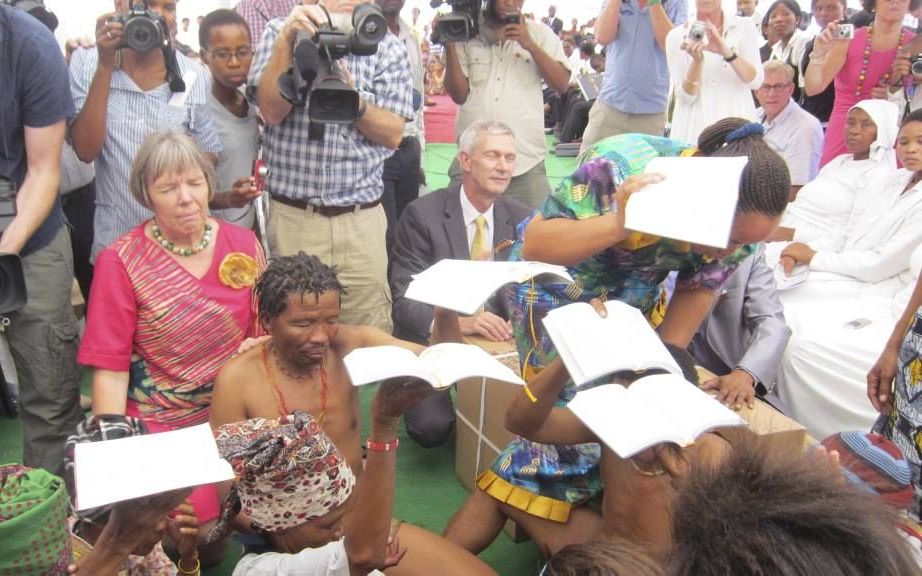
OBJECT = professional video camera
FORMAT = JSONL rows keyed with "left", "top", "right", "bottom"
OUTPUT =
{"left": 278, "top": 4, "right": 387, "bottom": 125}
{"left": 112, "top": 1, "right": 169, "bottom": 53}
{"left": 429, "top": 0, "right": 485, "bottom": 44}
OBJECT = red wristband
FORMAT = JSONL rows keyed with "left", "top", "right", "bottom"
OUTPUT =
{"left": 366, "top": 438, "right": 399, "bottom": 452}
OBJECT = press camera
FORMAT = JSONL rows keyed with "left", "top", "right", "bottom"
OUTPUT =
{"left": 112, "top": 2, "right": 168, "bottom": 53}
{"left": 429, "top": 0, "right": 485, "bottom": 44}
{"left": 278, "top": 4, "right": 387, "bottom": 124}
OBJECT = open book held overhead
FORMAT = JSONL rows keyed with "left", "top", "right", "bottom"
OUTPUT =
{"left": 404, "top": 259, "right": 574, "bottom": 315}
{"left": 343, "top": 343, "right": 525, "bottom": 389}
{"left": 567, "top": 374, "right": 745, "bottom": 458}
{"left": 543, "top": 300, "right": 682, "bottom": 386}
{"left": 625, "top": 156, "right": 748, "bottom": 248}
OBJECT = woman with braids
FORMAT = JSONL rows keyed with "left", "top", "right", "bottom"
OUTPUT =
{"left": 77, "top": 131, "right": 265, "bottom": 562}
{"left": 444, "top": 117, "right": 791, "bottom": 556}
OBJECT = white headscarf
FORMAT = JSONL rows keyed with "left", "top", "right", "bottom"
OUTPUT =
{"left": 849, "top": 99, "right": 900, "bottom": 168}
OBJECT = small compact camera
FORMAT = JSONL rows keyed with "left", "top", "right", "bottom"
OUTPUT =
{"left": 501, "top": 11, "right": 520, "bottom": 25}
{"left": 836, "top": 23, "right": 855, "bottom": 40}
{"left": 252, "top": 160, "right": 269, "bottom": 192}
{"left": 112, "top": 2, "right": 167, "bottom": 53}
{"left": 686, "top": 21, "right": 707, "bottom": 43}
{"left": 911, "top": 53, "right": 922, "bottom": 77}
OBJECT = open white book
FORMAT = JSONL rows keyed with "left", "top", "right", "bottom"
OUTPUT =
{"left": 73, "top": 423, "right": 234, "bottom": 511}
{"left": 567, "top": 373, "right": 745, "bottom": 458}
{"left": 405, "top": 259, "right": 573, "bottom": 315}
{"left": 542, "top": 300, "right": 681, "bottom": 385}
{"left": 344, "top": 343, "right": 525, "bottom": 389}
{"left": 624, "top": 156, "right": 747, "bottom": 248}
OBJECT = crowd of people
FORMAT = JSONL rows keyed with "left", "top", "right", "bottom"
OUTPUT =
{"left": 4, "top": 0, "right": 922, "bottom": 574}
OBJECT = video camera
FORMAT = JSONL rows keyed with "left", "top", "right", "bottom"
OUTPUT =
{"left": 278, "top": 4, "right": 387, "bottom": 125}
{"left": 112, "top": 1, "right": 169, "bottom": 53}
{"left": 429, "top": 0, "right": 486, "bottom": 44}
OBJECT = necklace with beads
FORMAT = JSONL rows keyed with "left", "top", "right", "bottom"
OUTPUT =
{"left": 855, "top": 23, "right": 907, "bottom": 97}
{"left": 262, "top": 342, "right": 329, "bottom": 423}
{"left": 150, "top": 219, "right": 212, "bottom": 256}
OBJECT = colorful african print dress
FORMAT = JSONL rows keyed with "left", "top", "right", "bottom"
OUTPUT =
{"left": 874, "top": 307, "right": 922, "bottom": 518}
{"left": 78, "top": 222, "right": 265, "bottom": 429}
{"left": 478, "top": 134, "right": 755, "bottom": 521}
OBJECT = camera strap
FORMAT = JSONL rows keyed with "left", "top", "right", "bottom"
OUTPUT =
{"left": 163, "top": 44, "right": 186, "bottom": 93}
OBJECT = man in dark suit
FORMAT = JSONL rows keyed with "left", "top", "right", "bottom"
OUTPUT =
{"left": 390, "top": 120, "right": 533, "bottom": 447}
{"left": 547, "top": 5, "right": 564, "bottom": 35}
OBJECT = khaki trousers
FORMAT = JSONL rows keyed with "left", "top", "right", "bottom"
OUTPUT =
{"left": 580, "top": 100, "right": 667, "bottom": 154}
{"left": 268, "top": 200, "right": 392, "bottom": 333}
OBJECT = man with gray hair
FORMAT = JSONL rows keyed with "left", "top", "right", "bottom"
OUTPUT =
{"left": 389, "top": 120, "right": 532, "bottom": 448}
{"left": 755, "top": 60, "right": 823, "bottom": 198}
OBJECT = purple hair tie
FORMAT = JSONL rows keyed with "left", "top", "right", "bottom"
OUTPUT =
{"left": 725, "top": 122, "right": 764, "bottom": 144}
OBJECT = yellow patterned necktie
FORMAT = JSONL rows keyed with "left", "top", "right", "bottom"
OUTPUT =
{"left": 471, "top": 215, "right": 490, "bottom": 261}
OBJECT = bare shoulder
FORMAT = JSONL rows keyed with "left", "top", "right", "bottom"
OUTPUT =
{"left": 332, "top": 324, "right": 406, "bottom": 355}
{"left": 215, "top": 345, "right": 264, "bottom": 393}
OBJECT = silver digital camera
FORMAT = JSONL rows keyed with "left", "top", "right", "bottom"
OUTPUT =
{"left": 836, "top": 23, "right": 855, "bottom": 40}
{"left": 687, "top": 21, "right": 707, "bottom": 43}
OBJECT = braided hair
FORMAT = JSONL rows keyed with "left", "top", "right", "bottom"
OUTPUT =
{"left": 698, "top": 118, "right": 790, "bottom": 217}
{"left": 256, "top": 253, "right": 345, "bottom": 322}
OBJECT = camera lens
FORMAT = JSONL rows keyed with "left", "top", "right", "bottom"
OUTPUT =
{"left": 913, "top": 58, "right": 922, "bottom": 77}
{"left": 124, "top": 17, "right": 161, "bottom": 52}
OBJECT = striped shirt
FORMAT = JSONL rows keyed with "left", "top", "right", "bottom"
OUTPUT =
{"left": 248, "top": 18, "right": 414, "bottom": 206}
{"left": 69, "top": 48, "right": 222, "bottom": 260}
{"left": 235, "top": 0, "right": 297, "bottom": 49}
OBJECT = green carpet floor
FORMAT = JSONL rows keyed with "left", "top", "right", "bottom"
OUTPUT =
{"left": 0, "top": 141, "right": 578, "bottom": 576}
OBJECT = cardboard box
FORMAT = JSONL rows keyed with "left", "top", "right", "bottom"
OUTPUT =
{"left": 695, "top": 366, "right": 809, "bottom": 453}
{"left": 454, "top": 336, "right": 528, "bottom": 541}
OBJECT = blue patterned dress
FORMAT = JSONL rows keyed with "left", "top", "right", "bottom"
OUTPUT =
{"left": 478, "top": 134, "right": 754, "bottom": 522}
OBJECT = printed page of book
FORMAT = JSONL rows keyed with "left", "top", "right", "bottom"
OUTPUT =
{"left": 405, "top": 259, "right": 573, "bottom": 315}
{"left": 543, "top": 300, "right": 680, "bottom": 385}
{"left": 625, "top": 156, "right": 748, "bottom": 248}
{"left": 419, "top": 342, "right": 525, "bottom": 388}
{"left": 343, "top": 346, "right": 437, "bottom": 387}
{"left": 74, "top": 423, "right": 234, "bottom": 511}
{"left": 567, "top": 374, "right": 745, "bottom": 458}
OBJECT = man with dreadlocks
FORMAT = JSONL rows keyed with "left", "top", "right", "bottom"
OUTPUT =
{"left": 208, "top": 252, "right": 495, "bottom": 574}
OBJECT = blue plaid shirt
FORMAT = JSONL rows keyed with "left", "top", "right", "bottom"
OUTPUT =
{"left": 249, "top": 19, "right": 414, "bottom": 206}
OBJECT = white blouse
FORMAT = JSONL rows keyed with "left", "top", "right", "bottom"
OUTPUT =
{"left": 785, "top": 154, "right": 894, "bottom": 251}
{"left": 666, "top": 13, "right": 764, "bottom": 144}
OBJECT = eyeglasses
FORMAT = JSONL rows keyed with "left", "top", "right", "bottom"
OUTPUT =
{"left": 758, "top": 83, "right": 792, "bottom": 92}
{"left": 205, "top": 47, "right": 254, "bottom": 62}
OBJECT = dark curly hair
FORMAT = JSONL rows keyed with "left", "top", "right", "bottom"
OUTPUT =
{"left": 669, "top": 440, "right": 919, "bottom": 576}
{"left": 256, "top": 253, "right": 345, "bottom": 322}
{"left": 698, "top": 118, "right": 790, "bottom": 217}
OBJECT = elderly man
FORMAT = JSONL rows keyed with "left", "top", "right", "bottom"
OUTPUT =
{"left": 443, "top": 0, "right": 571, "bottom": 209}
{"left": 208, "top": 254, "right": 496, "bottom": 575}
{"left": 69, "top": 0, "right": 222, "bottom": 260}
{"left": 390, "top": 121, "right": 532, "bottom": 448}
{"left": 756, "top": 60, "right": 823, "bottom": 198}
{"left": 249, "top": 0, "right": 413, "bottom": 332}
{"left": 579, "top": 0, "right": 686, "bottom": 151}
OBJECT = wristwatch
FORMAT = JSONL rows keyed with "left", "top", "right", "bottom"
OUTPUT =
{"left": 724, "top": 50, "right": 738, "bottom": 63}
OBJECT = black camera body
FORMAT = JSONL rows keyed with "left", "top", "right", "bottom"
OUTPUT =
{"left": 278, "top": 4, "right": 387, "bottom": 125}
{"left": 430, "top": 0, "right": 485, "bottom": 44}
{"left": 112, "top": 2, "right": 168, "bottom": 53}
{"left": 912, "top": 53, "right": 922, "bottom": 77}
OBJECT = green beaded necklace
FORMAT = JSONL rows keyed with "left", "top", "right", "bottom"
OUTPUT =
{"left": 151, "top": 219, "right": 213, "bottom": 257}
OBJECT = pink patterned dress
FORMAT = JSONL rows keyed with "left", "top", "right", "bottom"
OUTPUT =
{"left": 821, "top": 26, "right": 914, "bottom": 167}
{"left": 78, "top": 221, "right": 265, "bottom": 522}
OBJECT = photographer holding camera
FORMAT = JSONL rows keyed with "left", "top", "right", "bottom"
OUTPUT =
{"left": 69, "top": 0, "right": 222, "bottom": 260}
{"left": 0, "top": 3, "right": 82, "bottom": 476}
{"left": 249, "top": 0, "right": 413, "bottom": 332}
{"left": 442, "top": 0, "right": 570, "bottom": 209}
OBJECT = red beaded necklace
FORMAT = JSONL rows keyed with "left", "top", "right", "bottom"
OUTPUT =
{"left": 855, "top": 23, "right": 907, "bottom": 97}
{"left": 261, "top": 343, "right": 329, "bottom": 423}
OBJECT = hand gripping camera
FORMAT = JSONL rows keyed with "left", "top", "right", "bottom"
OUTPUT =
{"left": 429, "top": 0, "right": 485, "bottom": 44}
{"left": 278, "top": 4, "right": 387, "bottom": 125}
{"left": 112, "top": 1, "right": 169, "bottom": 53}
